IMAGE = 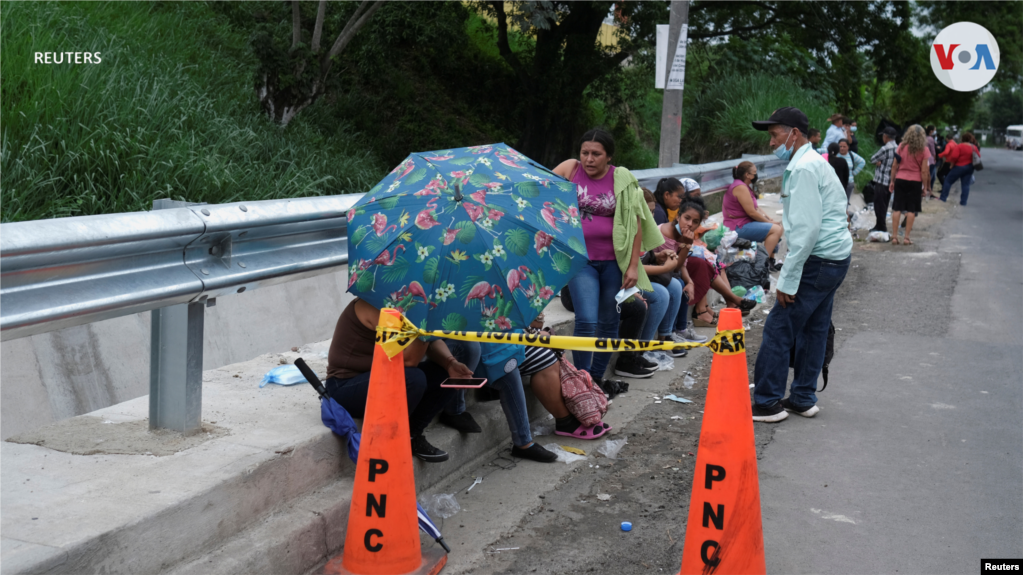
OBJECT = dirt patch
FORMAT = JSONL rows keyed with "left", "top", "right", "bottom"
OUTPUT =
{"left": 6, "top": 417, "right": 228, "bottom": 456}
{"left": 482, "top": 322, "right": 773, "bottom": 574}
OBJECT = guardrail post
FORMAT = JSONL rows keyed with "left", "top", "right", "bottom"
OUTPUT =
{"left": 150, "top": 199, "right": 205, "bottom": 434}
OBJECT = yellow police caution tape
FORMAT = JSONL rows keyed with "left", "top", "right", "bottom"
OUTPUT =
{"left": 374, "top": 309, "right": 746, "bottom": 359}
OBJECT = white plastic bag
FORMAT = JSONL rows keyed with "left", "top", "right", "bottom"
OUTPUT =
{"left": 720, "top": 230, "right": 739, "bottom": 249}
{"left": 260, "top": 364, "right": 314, "bottom": 388}
{"left": 543, "top": 444, "right": 588, "bottom": 464}
{"left": 597, "top": 437, "right": 628, "bottom": 460}
{"left": 850, "top": 208, "right": 875, "bottom": 231}
{"left": 867, "top": 230, "right": 891, "bottom": 242}
{"left": 643, "top": 351, "right": 675, "bottom": 371}
{"left": 421, "top": 493, "right": 460, "bottom": 519}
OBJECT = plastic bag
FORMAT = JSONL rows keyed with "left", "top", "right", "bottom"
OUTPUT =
{"left": 597, "top": 437, "right": 628, "bottom": 460}
{"left": 532, "top": 420, "right": 555, "bottom": 437}
{"left": 745, "top": 285, "right": 766, "bottom": 303}
{"left": 850, "top": 208, "right": 875, "bottom": 231}
{"left": 867, "top": 230, "right": 891, "bottom": 242}
{"left": 704, "top": 226, "right": 726, "bottom": 251}
{"left": 260, "top": 364, "right": 315, "bottom": 388}
{"left": 544, "top": 444, "right": 588, "bottom": 464}
{"left": 643, "top": 351, "right": 675, "bottom": 371}
{"left": 682, "top": 373, "right": 696, "bottom": 389}
{"left": 731, "top": 286, "right": 747, "bottom": 298}
{"left": 421, "top": 493, "right": 460, "bottom": 519}
{"left": 720, "top": 230, "right": 739, "bottom": 250}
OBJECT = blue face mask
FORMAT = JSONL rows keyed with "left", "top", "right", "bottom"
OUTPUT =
{"left": 675, "top": 222, "right": 682, "bottom": 235}
{"left": 773, "top": 130, "right": 795, "bottom": 161}
{"left": 850, "top": 126, "right": 858, "bottom": 133}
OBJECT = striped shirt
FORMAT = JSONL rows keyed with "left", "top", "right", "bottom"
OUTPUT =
{"left": 869, "top": 140, "right": 898, "bottom": 186}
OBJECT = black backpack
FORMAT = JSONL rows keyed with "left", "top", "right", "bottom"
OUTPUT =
{"left": 788, "top": 322, "right": 836, "bottom": 391}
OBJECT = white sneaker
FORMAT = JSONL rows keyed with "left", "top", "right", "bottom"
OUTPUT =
{"left": 672, "top": 328, "right": 709, "bottom": 344}
{"left": 782, "top": 398, "right": 820, "bottom": 418}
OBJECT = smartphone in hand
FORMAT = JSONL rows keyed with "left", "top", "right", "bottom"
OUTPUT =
{"left": 440, "top": 378, "right": 488, "bottom": 389}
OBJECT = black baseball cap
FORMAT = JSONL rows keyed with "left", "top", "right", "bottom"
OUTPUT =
{"left": 751, "top": 107, "right": 809, "bottom": 136}
{"left": 882, "top": 127, "right": 897, "bottom": 138}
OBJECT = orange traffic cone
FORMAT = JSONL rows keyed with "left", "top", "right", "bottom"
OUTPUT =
{"left": 678, "top": 308, "right": 765, "bottom": 575}
{"left": 323, "top": 308, "right": 446, "bottom": 575}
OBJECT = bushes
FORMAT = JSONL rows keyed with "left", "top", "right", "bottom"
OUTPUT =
{"left": 1, "top": 2, "right": 383, "bottom": 222}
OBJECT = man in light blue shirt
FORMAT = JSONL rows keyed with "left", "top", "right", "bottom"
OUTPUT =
{"left": 818, "top": 114, "right": 850, "bottom": 153}
{"left": 749, "top": 107, "right": 853, "bottom": 423}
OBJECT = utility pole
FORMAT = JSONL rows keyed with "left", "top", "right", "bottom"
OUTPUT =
{"left": 658, "top": 0, "right": 689, "bottom": 168}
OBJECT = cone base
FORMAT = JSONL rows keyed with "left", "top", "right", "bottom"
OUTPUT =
{"left": 322, "top": 547, "right": 447, "bottom": 575}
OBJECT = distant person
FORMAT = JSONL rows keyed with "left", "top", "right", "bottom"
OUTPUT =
{"left": 925, "top": 125, "right": 938, "bottom": 198}
{"left": 826, "top": 142, "right": 849, "bottom": 190}
{"left": 888, "top": 124, "right": 932, "bottom": 245}
{"left": 808, "top": 128, "right": 822, "bottom": 151}
{"left": 326, "top": 299, "right": 477, "bottom": 462}
{"left": 836, "top": 139, "right": 866, "bottom": 201}
{"left": 553, "top": 129, "right": 664, "bottom": 385}
{"left": 869, "top": 127, "right": 899, "bottom": 233}
{"left": 936, "top": 132, "right": 956, "bottom": 187}
{"left": 847, "top": 120, "right": 860, "bottom": 154}
{"left": 679, "top": 177, "right": 701, "bottom": 200}
{"left": 820, "top": 114, "right": 849, "bottom": 152}
{"left": 750, "top": 107, "right": 852, "bottom": 422}
{"left": 938, "top": 132, "right": 980, "bottom": 206}
{"left": 722, "top": 160, "right": 784, "bottom": 263}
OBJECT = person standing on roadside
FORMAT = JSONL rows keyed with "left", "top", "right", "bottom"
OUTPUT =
{"left": 888, "top": 124, "right": 932, "bottom": 245}
{"left": 925, "top": 125, "right": 938, "bottom": 198}
{"left": 749, "top": 107, "right": 853, "bottom": 423}
{"left": 820, "top": 114, "right": 850, "bottom": 152}
{"left": 869, "top": 127, "right": 899, "bottom": 233}
{"left": 808, "top": 128, "right": 822, "bottom": 151}
{"left": 938, "top": 132, "right": 981, "bottom": 206}
{"left": 836, "top": 139, "right": 866, "bottom": 201}
{"left": 848, "top": 120, "right": 860, "bottom": 154}
{"left": 553, "top": 129, "right": 664, "bottom": 387}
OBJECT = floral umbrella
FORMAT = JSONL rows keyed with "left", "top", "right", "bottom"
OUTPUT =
{"left": 346, "top": 143, "right": 589, "bottom": 332}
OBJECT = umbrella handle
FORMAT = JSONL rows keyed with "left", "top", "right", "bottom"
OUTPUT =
{"left": 295, "top": 358, "right": 328, "bottom": 399}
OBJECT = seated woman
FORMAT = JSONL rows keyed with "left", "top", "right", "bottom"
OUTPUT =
{"left": 660, "top": 199, "right": 756, "bottom": 327}
{"left": 723, "top": 161, "right": 783, "bottom": 266}
{"left": 651, "top": 178, "right": 686, "bottom": 225}
{"left": 325, "top": 298, "right": 480, "bottom": 463}
{"left": 476, "top": 317, "right": 612, "bottom": 463}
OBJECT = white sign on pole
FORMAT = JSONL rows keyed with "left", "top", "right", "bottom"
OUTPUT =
{"left": 656, "top": 23, "right": 688, "bottom": 90}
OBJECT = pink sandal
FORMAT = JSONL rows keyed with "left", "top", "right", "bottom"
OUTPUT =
{"left": 555, "top": 421, "right": 612, "bottom": 440}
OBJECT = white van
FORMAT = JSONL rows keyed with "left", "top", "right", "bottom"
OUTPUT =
{"left": 1006, "top": 125, "right": 1023, "bottom": 150}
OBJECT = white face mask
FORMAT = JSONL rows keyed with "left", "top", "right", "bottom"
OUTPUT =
{"left": 615, "top": 287, "right": 640, "bottom": 313}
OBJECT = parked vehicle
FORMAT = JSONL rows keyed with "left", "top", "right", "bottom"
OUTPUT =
{"left": 1006, "top": 125, "right": 1023, "bottom": 150}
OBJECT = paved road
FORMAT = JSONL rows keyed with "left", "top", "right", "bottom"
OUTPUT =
{"left": 760, "top": 148, "right": 1023, "bottom": 574}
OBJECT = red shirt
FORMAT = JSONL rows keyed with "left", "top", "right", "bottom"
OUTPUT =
{"left": 939, "top": 141, "right": 979, "bottom": 167}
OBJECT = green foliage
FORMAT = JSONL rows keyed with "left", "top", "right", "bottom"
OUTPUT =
{"left": 1, "top": 1, "right": 384, "bottom": 222}
{"left": 504, "top": 228, "right": 530, "bottom": 256}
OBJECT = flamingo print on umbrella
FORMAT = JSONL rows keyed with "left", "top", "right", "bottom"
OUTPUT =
{"left": 347, "top": 143, "right": 589, "bottom": 332}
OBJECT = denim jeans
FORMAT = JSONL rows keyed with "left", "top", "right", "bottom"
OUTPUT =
{"left": 675, "top": 281, "right": 689, "bottom": 332}
{"left": 641, "top": 278, "right": 683, "bottom": 341}
{"left": 473, "top": 362, "right": 533, "bottom": 447}
{"left": 442, "top": 340, "right": 482, "bottom": 416}
{"left": 939, "top": 164, "right": 975, "bottom": 205}
{"left": 753, "top": 255, "right": 850, "bottom": 409}
{"left": 568, "top": 260, "right": 622, "bottom": 380}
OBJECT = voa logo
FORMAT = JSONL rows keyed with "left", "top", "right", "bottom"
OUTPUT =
{"left": 930, "top": 22, "right": 1000, "bottom": 92}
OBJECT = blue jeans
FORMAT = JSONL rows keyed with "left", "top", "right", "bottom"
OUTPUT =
{"left": 473, "top": 362, "right": 533, "bottom": 447}
{"left": 641, "top": 278, "right": 683, "bottom": 341}
{"left": 753, "top": 255, "right": 850, "bottom": 409}
{"left": 939, "top": 164, "right": 975, "bottom": 205}
{"left": 929, "top": 164, "right": 936, "bottom": 189}
{"left": 568, "top": 260, "right": 622, "bottom": 381}
{"left": 438, "top": 340, "right": 481, "bottom": 416}
{"left": 675, "top": 279, "right": 689, "bottom": 332}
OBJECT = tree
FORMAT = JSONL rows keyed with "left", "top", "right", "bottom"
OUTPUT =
{"left": 251, "top": 0, "right": 384, "bottom": 126}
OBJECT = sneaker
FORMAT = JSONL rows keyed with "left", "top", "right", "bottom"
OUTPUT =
{"left": 614, "top": 356, "right": 655, "bottom": 379}
{"left": 439, "top": 411, "right": 482, "bottom": 433}
{"left": 635, "top": 353, "right": 658, "bottom": 370}
{"left": 411, "top": 435, "right": 449, "bottom": 462}
{"left": 751, "top": 401, "right": 789, "bottom": 423}
{"left": 511, "top": 442, "right": 558, "bottom": 463}
{"left": 673, "top": 327, "right": 708, "bottom": 344}
{"left": 781, "top": 397, "right": 820, "bottom": 418}
{"left": 666, "top": 345, "right": 688, "bottom": 358}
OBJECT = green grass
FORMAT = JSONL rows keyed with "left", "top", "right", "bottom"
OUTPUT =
{"left": 1, "top": 2, "right": 385, "bottom": 222}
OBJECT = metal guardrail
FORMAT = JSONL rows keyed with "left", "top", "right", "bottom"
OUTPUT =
{"left": 0, "top": 154, "right": 785, "bottom": 433}
{"left": 632, "top": 154, "right": 787, "bottom": 195}
{"left": 1, "top": 195, "right": 361, "bottom": 432}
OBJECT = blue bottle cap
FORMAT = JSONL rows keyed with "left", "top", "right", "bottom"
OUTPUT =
{"left": 621, "top": 521, "right": 632, "bottom": 532}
